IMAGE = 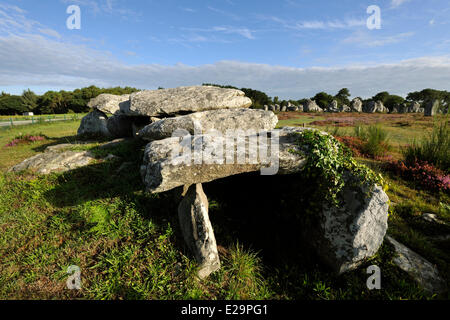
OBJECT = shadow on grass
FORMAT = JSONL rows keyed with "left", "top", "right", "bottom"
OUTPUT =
{"left": 40, "top": 148, "right": 431, "bottom": 299}
{"left": 31, "top": 134, "right": 113, "bottom": 153}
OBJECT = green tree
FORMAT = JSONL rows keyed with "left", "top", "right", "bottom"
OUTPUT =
{"left": 407, "top": 89, "right": 449, "bottom": 108}
{"left": 0, "top": 95, "right": 27, "bottom": 115}
{"left": 21, "top": 89, "right": 38, "bottom": 112}
{"left": 384, "top": 95, "right": 405, "bottom": 111}
{"left": 313, "top": 92, "right": 334, "bottom": 109}
{"left": 372, "top": 91, "right": 390, "bottom": 103}
{"left": 335, "top": 88, "right": 351, "bottom": 106}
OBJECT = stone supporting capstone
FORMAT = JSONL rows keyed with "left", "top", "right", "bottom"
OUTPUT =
{"left": 177, "top": 183, "right": 221, "bottom": 279}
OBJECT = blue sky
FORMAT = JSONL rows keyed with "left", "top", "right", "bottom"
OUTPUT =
{"left": 0, "top": 0, "right": 449, "bottom": 99}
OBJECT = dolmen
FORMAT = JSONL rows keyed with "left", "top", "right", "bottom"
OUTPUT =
{"left": 79, "top": 86, "right": 389, "bottom": 279}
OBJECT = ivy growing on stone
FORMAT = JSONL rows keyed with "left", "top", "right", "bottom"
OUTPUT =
{"left": 290, "top": 129, "right": 386, "bottom": 207}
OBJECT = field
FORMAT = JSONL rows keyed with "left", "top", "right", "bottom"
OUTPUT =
{"left": 0, "top": 114, "right": 87, "bottom": 123}
{"left": 0, "top": 114, "right": 449, "bottom": 300}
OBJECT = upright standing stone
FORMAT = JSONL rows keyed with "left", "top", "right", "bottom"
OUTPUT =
{"left": 178, "top": 184, "right": 220, "bottom": 279}
{"left": 304, "top": 99, "right": 323, "bottom": 112}
{"left": 77, "top": 109, "right": 110, "bottom": 137}
{"left": 350, "top": 98, "right": 363, "bottom": 112}
{"left": 424, "top": 100, "right": 439, "bottom": 116}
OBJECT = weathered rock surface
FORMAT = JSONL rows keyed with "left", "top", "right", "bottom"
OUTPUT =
{"left": 178, "top": 184, "right": 220, "bottom": 279}
{"left": 421, "top": 213, "right": 447, "bottom": 225}
{"left": 303, "top": 183, "right": 389, "bottom": 273}
{"left": 340, "top": 104, "right": 351, "bottom": 112}
{"left": 424, "top": 100, "right": 439, "bottom": 116}
{"left": 386, "top": 236, "right": 446, "bottom": 294}
{"left": 141, "top": 126, "right": 390, "bottom": 274}
{"left": 9, "top": 146, "right": 96, "bottom": 174}
{"left": 128, "top": 86, "right": 252, "bottom": 117}
{"left": 106, "top": 114, "right": 133, "bottom": 138}
{"left": 140, "top": 127, "right": 309, "bottom": 193}
{"left": 304, "top": 99, "right": 323, "bottom": 112}
{"left": 138, "top": 108, "right": 278, "bottom": 141}
{"left": 350, "top": 98, "right": 363, "bottom": 112}
{"left": 326, "top": 100, "right": 339, "bottom": 113}
{"left": 408, "top": 101, "right": 421, "bottom": 113}
{"left": 364, "top": 100, "right": 387, "bottom": 113}
{"left": 77, "top": 109, "right": 110, "bottom": 137}
{"left": 87, "top": 93, "right": 131, "bottom": 115}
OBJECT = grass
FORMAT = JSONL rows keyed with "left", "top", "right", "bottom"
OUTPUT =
{"left": 0, "top": 120, "right": 82, "bottom": 172}
{"left": 402, "top": 118, "right": 449, "bottom": 172}
{"left": 0, "top": 113, "right": 87, "bottom": 122}
{"left": 0, "top": 116, "right": 449, "bottom": 300}
{"left": 354, "top": 124, "right": 391, "bottom": 157}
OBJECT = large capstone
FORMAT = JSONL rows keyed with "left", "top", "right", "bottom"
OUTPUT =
{"left": 138, "top": 108, "right": 278, "bottom": 141}
{"left": 178, "top": 183, "right": 220, "bottom": 279}
{"left": 140, "top": 127, "right": 309, "bottom": 193}
{"left": 127, "top": 86, "right": 252, "bottom": 117}
{"left": 77, "top": 109, "right": 110, "bottom": 137}
{"left": 87, "top": 93, "right": 131, "bottom": 115}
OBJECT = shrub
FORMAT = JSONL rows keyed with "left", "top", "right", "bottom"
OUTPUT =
{"left": 402, "top": 119, "right": 449, "bottom": 173}
{"left": 5, "top": 133, "right": 46, "bottom": 147}
{"left": 335, "top": 136, "right": 364, "bottom": 157}
{"left": 353, "top": 124, "right": 390, "bottom": 158}
{"left": 386, "top": 160, "right": 450, "bottom": 194}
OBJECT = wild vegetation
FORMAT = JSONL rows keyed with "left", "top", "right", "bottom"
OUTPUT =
{"left": 0, "top": 113, "right": 448, "bottom": 300}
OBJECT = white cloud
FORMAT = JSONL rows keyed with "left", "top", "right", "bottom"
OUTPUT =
{"left": 343, "top": 31, "right": 414, "bottom": 47}
{"left": 391, "top": 0, "right": 411, "bottom": 8}
{"left": 59, "top": 0, "right": 138, "bottom": 18}
{"left": 0, "top": 4, "right": 62, "bottom": 40}
{"left": 207, "top": 6, "right": 240, "bottom": 20}
{"left": 180, "top": 7, "right": 196, "bottom": 13}
{"left": 1, "top": 34, "right": 449, "bottom": 99}
{"left": 258, "top": 15, "right": 366, "bottom": 31}
{"left": 181, "top": 26, "right": 255, "bottom": 40}
{"left": 38, "top": 28, "right": 61, "bottom": 39}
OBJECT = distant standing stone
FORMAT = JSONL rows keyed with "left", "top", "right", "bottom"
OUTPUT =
{"left": 350, "top": 98, "right": 363, "bottom": 113}
{"left": 424, "top": 100, "right": 439, "bottom": 116}
{"left": 178, "top": 183, "right": 221, "bottom": 279}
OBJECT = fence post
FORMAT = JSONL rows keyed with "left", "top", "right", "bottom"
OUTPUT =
{"left": 10, "top": 117, "right": 13, "bottom": 127}
{"left": 32, "top": 116, "right": 34, "bottom": 124}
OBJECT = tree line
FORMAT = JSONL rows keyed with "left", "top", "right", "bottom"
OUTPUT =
{"left": 204, "top": 84, "right": 449, "bottom": 112}
{"left": 1, "top": 85, "right": 448, "bottom": 115}
{"left": 0, "top": 86, "right": 139, "bottom": 115}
